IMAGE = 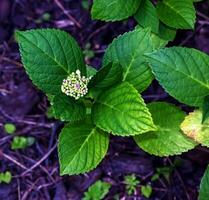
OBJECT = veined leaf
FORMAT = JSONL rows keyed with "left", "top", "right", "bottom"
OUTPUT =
{"left": 92, "top": 82, "right": 156, "bottom": 136}
{"left": 103, "top": 29, "right": 154, "bottom": 93}
{"left": 89, "top": 62, "right": 123, "bottom": 89}
{"left": 146, "top": 47, "right": 209, "bottom": 107}
{"left": 51, "top": 94, "right": 86, "bottom": 122}
{"left": 58, "top": 117, "right": 109, "bottom": 175}
{"left": 181, "top": 110, "right": 209, "bottom": 147}
{"left": 199, "top": 166, "right": 209, "bottom": 200}
{"left": 135, "top": 0, "right": 159, "bottom": 34}
{"left": 156, "top": 0, "right": 196, "bottom": 29}
{"left": 91, "top": 0, "right": 141, "bottom": 21}
{"left": 16, "top": 29, "right": 86, "bottom": 95}
{"left": 134, "top": 102, "right": 197, "bottom": 156}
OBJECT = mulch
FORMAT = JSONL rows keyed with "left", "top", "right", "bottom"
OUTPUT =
{"left": 0, "top": 0, "right": 209, "bottom": 199}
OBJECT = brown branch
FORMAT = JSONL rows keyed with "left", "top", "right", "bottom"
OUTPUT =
{"left": 21, "top": 143, "right": 57, "bottom": 176}
{"left": 54, "top": 0, "right": 81, "bottom": 28}
{"left": 1, "top": 151, "right": 27, "bottom": 170}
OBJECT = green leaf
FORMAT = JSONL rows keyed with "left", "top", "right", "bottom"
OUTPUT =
{"left": 58, "top": 117, "right": 109, "bottom": 175}
{"left": 134, "top": 102, "right": 197, "bottom": 156}
{"left": 202, "top": 95, "right": 209, "bottom": 123}
{"left": 51, "top": 94, "right": 86, "bottom": 122}
{"left": 87, "top": 65, "right": 97, "bottom": 77}
{"left": 141, "top": 185, "right": 152, "bottom": 198}
{"left": 83, "top": 181, "right": 111, "bottom": 200}
{"left": 150, "top": 33, "right": 168, "bottom": 49}
{"left": 146, "top": 47, "right": 209, "bottom": 107}
{"left": 158, "top": 22, "right": 177, "bottom": 41}
{"left": 199, "top": 166, "right": 209, "bottom": 200}
{"left": 156, "top": 0, "right": 196, "bottom": 29}
{"left": 16, "top": 29, "right": 86, "bottom": 95}
{"left": 0, "top": 171, "right": 12, "bottom": 184}
{"left": 91, "top": 0, "right": 141, "bottom": 21}
{"left": 135, "top": 26, "right": 168, "bottom": 49}
{"left": 103, "top": 29, "right": 154, "bottom": 93}
{"left": 4, "top": 123, "right": 16, "bottom": 134}
{"left": 89, "top": 62, "right": 123, "bottom": 89}
{"left": 11, "top": 136, "right": 35, "bottom": 150}
{"left": 135, "top": 0, "right": 159, "bottom": 34}
{"left": 92, "top": 82, "right": 156, "bottom": 136}
{"left": 181, "top": 110, "right": 209, "bottom": 147}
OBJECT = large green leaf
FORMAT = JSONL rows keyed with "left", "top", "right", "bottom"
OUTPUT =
{"left": 91, "top": 0, "right": 141, "bottom": 21}
{"left": 156, "top": 0, "right": 196, "bottom": 29}
{"left": 89, "top": 62, "right": 123, "bottom": 89}
{"left": 50, "top": 94, "right": 86, "bottom": 122}
{"left": 146, "top": 47, "right": 209, "bottom": 107}
{"left": 103, "top": 29, "right": 154, "bottom": 93}
{"left": 181, "top": 110, "right": 209, "bottom": 148}
{"left": 92, "top": 82, "right": 156, "bottom": 136}
{"left": 58, "top": 117, "right": 109, "bottom": 175}
{"left": 16, "top": 29, "right": 86, "bottom": 95}
{"left": 134, "top": 102, "right": 197, "bottom": 156}
{"left": 135, "top": 0, "right": 159, "bottom": 34}
{"left": 199, "top": 166, "right": 209, "bottom": 200}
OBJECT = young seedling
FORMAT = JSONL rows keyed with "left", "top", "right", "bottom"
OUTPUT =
{"left": 11, "top": 136, "right": 35, "bottom": 150}
{"left": 124, "top": 174, "right": 140, "bottom": 196}
{"left": 4, "top": 123, "right": 16, "bottom": 135}
{"left": 0, "top": 171, "right": 12, "bottom": 184}
{"left": 141, "top": 185, "right": 152, "bottom": 199}
{"left": 83, "top": 180, "right": 111, "bottom": 200}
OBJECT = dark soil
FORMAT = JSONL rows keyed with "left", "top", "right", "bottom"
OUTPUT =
{"left": 0, "top": 0, "right": 209, "bottom": 200}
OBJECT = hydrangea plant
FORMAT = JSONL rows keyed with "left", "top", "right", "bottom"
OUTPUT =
{"left": 16, "top": 27, "right": 209, "bottom": 179}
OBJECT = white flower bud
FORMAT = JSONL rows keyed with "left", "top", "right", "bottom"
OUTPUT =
{"left": 61, "top": 70, "right": 91, "bottom": 100}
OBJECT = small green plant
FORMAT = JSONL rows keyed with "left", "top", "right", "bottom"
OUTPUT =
{"left": 156, "top": 167, "right": 173, "bottom": 182}
{"left": 11, "top": 136, "right": 35, "bottom": 150}
{"left": 4, "top": 123, "right": 16, "bottom": 134}
{"left": 83, "top": 180, "right": 111, "bottom": 200}
{"left": 16, "top": 27, "right": 209, "bottom": 177}
{"left": 35, "top": 12, "right": 51, "bottom": 24}
{"left": 0, "top": 171, "right": 12, "bottom": 184}
{"left": 124, "top": 174, "right": 140, "bottom": 196}
{"left": 141, "top": 185, "right": 152, "bottom": 198}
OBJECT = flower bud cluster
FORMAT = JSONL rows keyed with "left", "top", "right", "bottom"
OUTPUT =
{"left": 61, "top": 70, "right": 91, "bottom": 100}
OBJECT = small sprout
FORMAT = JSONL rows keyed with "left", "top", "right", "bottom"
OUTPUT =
{"left": 83, "top": 180, "right": 111, "bottom": 200}
{"left": 82, "top": 0, "right": 90, "bottom": 10}
{"left": 61, "top": 70, "right": 91, "bottom": 100}
{"left": 124, "top": 174, "right": 140, "bottom": 196}
{"left": 141, "top": 185, "right": 152, "bottom": 198}
{"left": 151, "top": 173, "right": 159, "bottom": 182}
{"left": 4, "top": 123, "right": 16, "bottom": 134}
{"left": 11, "top": 136, "right": 35, "bottom": 150}
{"left": 42, "top": 13, "right": 51, "bottom": 21}
{"left": 0, "top": 171, "right": 12, "bottom": 184}
{"left": 157, "top": 167, "right": 172, "bottom": 182}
